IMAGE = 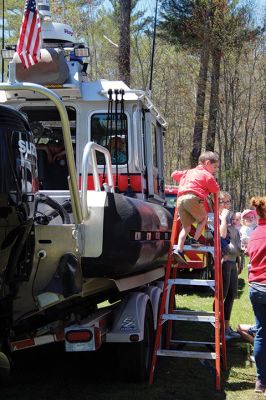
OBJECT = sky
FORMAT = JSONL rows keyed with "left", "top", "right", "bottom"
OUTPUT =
{"left": 103, "top": 0, "right": 265, "bottom": 24}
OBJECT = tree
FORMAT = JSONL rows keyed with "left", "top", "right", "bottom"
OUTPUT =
{"left": 110, "top": 0, "right": 149, "bottom": 87}
{"left": 159, "top": 0, "right": 212, "bottom": 166}
{"left": 118, "top": 0, "right": 132, "bottom": 86}
{"left": 205, "top": 1, "right": 256, "bottom": 153}
{"left": 159, "top": 0, "right": 257, "bottom": 167}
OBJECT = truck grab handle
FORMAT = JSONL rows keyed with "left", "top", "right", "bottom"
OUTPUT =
{"left": 81, "top": 142, "right": 114, "bottom": 220}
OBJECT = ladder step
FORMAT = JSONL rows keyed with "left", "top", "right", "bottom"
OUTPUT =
{"left": 170, "top": 339, "right": 215, "bottom": 347}
{"left": 169, "top": 278, "right": 215, "bottom": 287}
{"left": 157, "top": 349, "right": 216, "bottom": 360}
{"left": 183, "top": 245, "right": 214, "bottom": 255}
{"left": 173, "top": 244, "right": 214, "bottom": 255}
{"left": 162, "top": 313, "right": 215, "bottom": 323}
{"left": 174, "top": 310, "right": 215, "bottom": 316}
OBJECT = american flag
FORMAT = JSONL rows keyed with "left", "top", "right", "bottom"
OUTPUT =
{"left": 17, "top": 0, "right": 41, "bottom": 69}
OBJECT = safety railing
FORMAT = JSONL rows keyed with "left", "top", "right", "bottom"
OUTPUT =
{"left": 81, "top": 142, "right": 114, "bottom": 220}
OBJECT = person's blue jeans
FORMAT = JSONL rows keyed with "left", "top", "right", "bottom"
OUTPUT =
{"left": 249, "top": 286, "right": 266, "bottom": 385}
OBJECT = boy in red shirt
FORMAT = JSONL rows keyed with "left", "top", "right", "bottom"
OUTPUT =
{"left": 171, "top": 151, "right": 219, "bottom": 264}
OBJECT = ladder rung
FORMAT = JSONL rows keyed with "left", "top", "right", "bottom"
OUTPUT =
{"left": 173, "top": 244, "right": 214, "bottom": 255}
{"left": 170, "top": 339, "right": 215, "bottom": 346}
{"left": 157, "top": 349, "right": 217, "bottom": 360}
{"left": 169, "top": 278, "right": 215, "bottom": 287}
{"left": 173, "top": 310, "right": 215, "bottom": 316}
{"left": 162, "top": 313, "right": 215, "bottom": 323}
{"left": 183, "top": 245, "right": 214, "bottom": 255}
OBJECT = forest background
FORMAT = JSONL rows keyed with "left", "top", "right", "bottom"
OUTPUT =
{"left": 1, "top": 0, "right": 265, "bottom": 210}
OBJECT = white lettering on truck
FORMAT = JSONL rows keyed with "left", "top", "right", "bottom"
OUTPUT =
{"left": 18, "top": 140, "right": 37, "bottom": 158}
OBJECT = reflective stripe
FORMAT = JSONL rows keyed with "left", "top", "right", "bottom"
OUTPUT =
{"left": 79, "top": 173, "right": 142, "bottom": 193}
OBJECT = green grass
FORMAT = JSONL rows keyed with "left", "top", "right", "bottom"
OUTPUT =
{"left": 1, "top": 265, "right": 258, "bottom": 400}
{"left": 171, "top": 264, "right": 257, "bottom": 399}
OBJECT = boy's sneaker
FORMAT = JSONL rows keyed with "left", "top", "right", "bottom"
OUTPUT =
{"left": 185, "top": 238, "right": 201, "bottom": 248}
{"left": 255, "top": 379, "right": 266, "bottom": 393}
{"left": 225, "top": 327, "right": 241, "bottom": 341}
{"left": 172, "top": 250, "right": 188, "bottom": 265}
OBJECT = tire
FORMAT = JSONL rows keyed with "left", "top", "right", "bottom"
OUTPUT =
{"left": 120, "top": 303, "right": 154, "bottom": 382}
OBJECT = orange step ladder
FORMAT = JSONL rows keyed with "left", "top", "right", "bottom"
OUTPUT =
{"left": 149, "top": 193, "right": 226, "bottom": 390}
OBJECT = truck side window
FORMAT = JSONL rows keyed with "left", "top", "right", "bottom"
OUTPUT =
{"left": 91, "top": 113, "right": 128, "bottom": 165}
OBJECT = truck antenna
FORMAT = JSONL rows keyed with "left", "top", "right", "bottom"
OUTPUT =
{"left": 148, "top": 0, "right": 159, "bottom": 98}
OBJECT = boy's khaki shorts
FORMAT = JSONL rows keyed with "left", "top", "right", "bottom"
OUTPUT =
{"left": 176, "top": 194, "right": 207, "bottom": 228}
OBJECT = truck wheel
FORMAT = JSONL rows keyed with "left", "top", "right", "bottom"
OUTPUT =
{"left": 121, "top": 303, "right": 154, "bottom": 382}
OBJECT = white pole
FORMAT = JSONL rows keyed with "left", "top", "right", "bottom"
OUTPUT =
{"left": 37, "top": 0, "right": 51, "bottom": 19}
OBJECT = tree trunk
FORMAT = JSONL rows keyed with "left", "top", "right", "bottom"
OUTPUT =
{"left": 206, "top": 47, "right": 222, "bottom": 151}
{"left": 190, "top": 37, "right": 210, "bottom": 167}
{"left": 118, "top": 0, "right": 131, "bottom": 86}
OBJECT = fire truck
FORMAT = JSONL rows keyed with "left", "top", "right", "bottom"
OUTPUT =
{"left": 0, "top": 2, "right": 174, "bottom": 381}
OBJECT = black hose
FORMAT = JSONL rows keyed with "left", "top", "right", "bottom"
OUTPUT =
{"left": 114, "top": 89, "right": 119, "bottom": 191}
{"left": 102, "top": 89, "right": 113, "bottom": 188}
{"left": 120, "top": 89, "right": 134, "bottom": 197}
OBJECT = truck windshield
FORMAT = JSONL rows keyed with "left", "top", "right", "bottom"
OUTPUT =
{"left": 20, "top": 106, "right": 76, "bottom": 191}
